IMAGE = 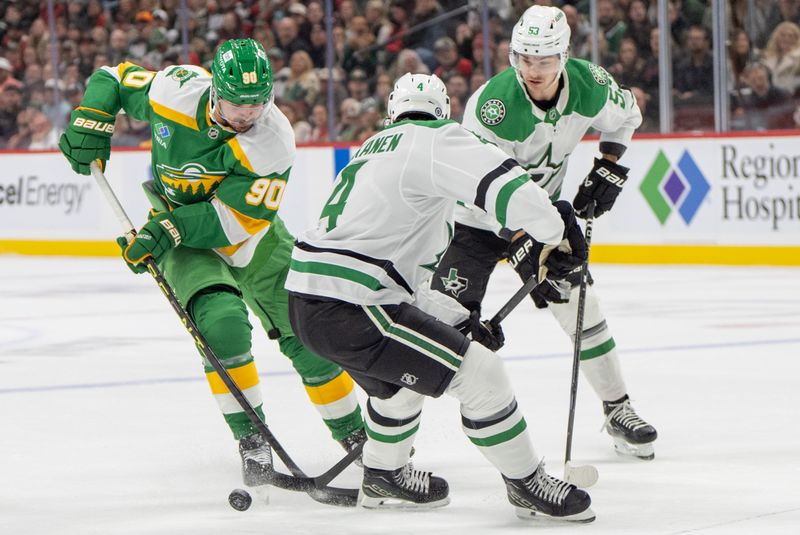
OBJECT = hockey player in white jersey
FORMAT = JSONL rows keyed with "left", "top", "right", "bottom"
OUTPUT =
{"left": 286, "top": 73, "right": 595, "bottom": 522}
{"left": 431, "top": 5, "right": 658, "bottom": 459}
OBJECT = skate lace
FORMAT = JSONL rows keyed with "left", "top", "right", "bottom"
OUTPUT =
{"left": 525, "top": 462, "right": 571, "bottom": 506}
{"left": 242, "top": 444, "right": 272, "bottom": 465}
{"left": 395, "top": 464, "right": 430, "bottom": 494}
{"left": 602, "top": 399, "right": 648, "bottom": 432}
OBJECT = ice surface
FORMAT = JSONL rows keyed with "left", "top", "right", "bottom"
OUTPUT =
{"left": 1, "top": 257, "right": 799, "bottom": 534}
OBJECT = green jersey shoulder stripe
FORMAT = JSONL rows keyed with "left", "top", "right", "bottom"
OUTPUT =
{"left": 495, "top": 174, "right": 531, "bottom": 228}
{"left": 290, "top": 259, "right": 386, "bottom": 291}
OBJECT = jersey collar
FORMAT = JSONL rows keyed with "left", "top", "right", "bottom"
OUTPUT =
{"left": 515, "top": 68, "right": 571, "bottom": 122}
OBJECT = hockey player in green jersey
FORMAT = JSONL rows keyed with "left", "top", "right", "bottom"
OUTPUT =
{"left": 57, "top": 39, "right": 365, "bottom": 490}
{"left": 431, "top": 5, "right": 658, "bottom": 460}
{"left": 286, "top": 73, "right": 595, "bottom": 522}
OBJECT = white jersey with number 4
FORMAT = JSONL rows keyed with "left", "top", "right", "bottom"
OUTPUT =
{"left": 286, "top": 119, "right": 565, "bottom": 305}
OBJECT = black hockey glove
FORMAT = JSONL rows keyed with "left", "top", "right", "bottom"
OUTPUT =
{"left": 573, "top": 157, "right": 629, "bottom": 218}
{"left": 457, "top": 310, "right": 505, "bottom": 351}
{"left": 507, "top": 201, "right": 587, "bottom": 307}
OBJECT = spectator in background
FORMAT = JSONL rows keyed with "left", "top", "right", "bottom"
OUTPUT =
{"left": 336, "top": 97, "right": 363, "bottom": 141}
{"left": 608, "top": 37, "right": 647, "bottom": 89}
{"left": 268, "top": 47, "right": 290, "bottom": 98}
{"left": 624, "top": 0, "right": 653, "bottom": 59}
{"left": 346, "top": 68, "right": 371, "bottom": 101}
{"left": 404, "top": 0, "right": 449, "bottom": 70}
{"left": 308, "top": 102, "right": 329, "bottom": 142}
{"left": 598, "top": 0, "right": 626, "bottom": 59}
{"left": 564, "top": 4, "right": 591, "bottom": 61}
{"left": 25, "top": 109, "right": 60, "bottom": 150}
{"left": 760, "top": 21, "right": 800, "bottom": 94}
{"left": 342, "top": 16, "right": 378, "bottom": 78}
{"left": 287, "top": 3, "right": 312, "bottom": 42}
{"left": 728, "top": 28, "right": 755, "bottom": 91}
{"left": 382, "top": 0, "right": 411, "bottom": 64}
{"left": 469, "top": 70, "right": 486, "bottom": 94}
{"left": 275, "top": 15, "right": 311, "bottom": 57}
{"left": 433, "top": 37, "right": 472, "bottom": 79}
{"left": 732, "top": 62, "right": 794, "bottom": 129}
{"left": 308, "top": 23, "right": 328, "bottom": 68}
{"left": 0, "top": 57, "right": 22, "bottom": 90}
{"left": 373, "top": 72, "right": 392, "bottom": 115}
{"left": 630, "top": 85, "right": 658, "bottom": 132}
{"left": 674, "top": 25, "right": 715, "bottom": 104}
{"left": 0, "top": 85, "right": 23, "bottom": 145}
{"left": 389, "top": 48, "right": 430, "bottom": 79}
{"left": 365, "top": 0, "right": 390, "bottom": 40}
{"left": 42, "top": 79, "right": 72, "bottom": 128}
{"left": 279, "top": 101, "right": 313, "bottom": 143}
{"left": 444, "top": 72, "right": 469, "bottom": 106}
{"left": 493, "top": 39, "right": 511, "bottom": 74}
{"left": 283, "top": 50, "right": 320, "bottom": 115}
{"left": 108, "top": 28, "right": 131, "bottom": 65}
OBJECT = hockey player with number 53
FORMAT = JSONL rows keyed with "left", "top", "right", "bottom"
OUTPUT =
{"left": 286, "top": 73, "right": 595, "bottom": 522}
{"left": 57, "top": 39, "right": 366, "bottom": 491}
{"left": 431, "top": 5, "right": 658, "bottom": 460}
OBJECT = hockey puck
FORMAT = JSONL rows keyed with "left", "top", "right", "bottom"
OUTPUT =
{"left": 228, "top": 488, "right": 253, "bottom": 511}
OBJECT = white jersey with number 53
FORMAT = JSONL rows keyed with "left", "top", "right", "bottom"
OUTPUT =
{"left": 286, "top": 119, "right": 565, "bottom": 305}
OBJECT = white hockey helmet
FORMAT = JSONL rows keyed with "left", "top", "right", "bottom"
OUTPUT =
{"left": 509, "top": 5, "right": 571, "bottom": 73}
{"left": 387, "top": 73, "right": 450, "bottom": 123}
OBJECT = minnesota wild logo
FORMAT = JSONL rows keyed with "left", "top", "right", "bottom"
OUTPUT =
{"left": 480, "top": 99, "right": 506, "bottom": 126}
{"left": 156, "top": 162, "right": 227, "bottom": 197}
{"left": 168, "top": 67, "right": 199, "bottom": 87}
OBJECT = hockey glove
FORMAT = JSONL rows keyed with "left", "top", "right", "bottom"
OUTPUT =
{"left": 573, "top": 157, "right": 629, "bottom": 218}
{"left": 457, "top": 310, "right": 505, "bottom": 351}
{"left": 507, "top": 201, "right": 587, "bottom": 307}
{"left": 119, "top": 212, "right": 183, "bottom": 273}
{"left": 58, "top": 108, "right": 115, "bottom": 175}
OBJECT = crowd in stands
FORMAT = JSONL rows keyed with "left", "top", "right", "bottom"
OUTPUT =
{"left": 1, "top": 0, "right": 800, "bottom": 149}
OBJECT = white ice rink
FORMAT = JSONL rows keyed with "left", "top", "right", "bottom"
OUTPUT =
{"left": 1, "top": 257, "right": 799, "bottom": 535}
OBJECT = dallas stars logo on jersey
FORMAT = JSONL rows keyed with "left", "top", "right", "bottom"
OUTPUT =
{"left": 480, "top": 99, "right": 506, "bottom": 126}
{"left": 440, "top": 268, "right": 469, "bottom": 297}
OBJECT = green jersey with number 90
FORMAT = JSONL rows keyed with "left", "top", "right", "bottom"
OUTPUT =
{"left": 78, "top": 60, "right": 294, "bottom": 267}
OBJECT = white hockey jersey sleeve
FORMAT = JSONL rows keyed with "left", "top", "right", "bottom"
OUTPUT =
{"left": 422, "top": 123, "right": 564, "bottom": 245}
{"left": 592, "top": 74, "right": 642, "bottom": 148}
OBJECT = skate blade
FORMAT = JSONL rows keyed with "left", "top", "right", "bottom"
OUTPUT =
{"left": 612, "top": 437, "right": 655, "bottom": 460}
{"left": 514, "top": 506, "right": 596, "bottom": 523}
{"left": 358, "top": 489, "right": 450, "bottom": 510}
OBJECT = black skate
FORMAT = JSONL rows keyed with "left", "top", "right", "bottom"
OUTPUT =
{"left": 239, "top": 433, "right": 274, "bottom": 487}
{"left": 503, "top": 462, "right": 595, "bottom": 523}
{"left": 360, "top": 463, "right": 450, "bottom": 509}
{"left": 602, "top": 395, "right": 658, "bottom": 460}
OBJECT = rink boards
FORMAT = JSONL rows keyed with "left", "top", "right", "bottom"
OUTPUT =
{"left": 0, "top": 131, "right": 798, "bottom": 265}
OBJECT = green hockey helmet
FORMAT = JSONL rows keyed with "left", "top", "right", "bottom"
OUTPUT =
{"left": 211, "top": 39, "right": 273, "bottom": 106}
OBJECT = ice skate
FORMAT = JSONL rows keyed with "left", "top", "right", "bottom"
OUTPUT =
{"left": 503, "top": 461, "right": 595, "bottom": 523}
{"left": 602, "top": 395, "right": 658, "bottom": 460}
{"left": 239, "top": 433, "right": 274, "bottom": 487}
{"left": 359, "top": 463, "right": 450, "bottom": 509}
{"left": 338, "top": 428, "right": 367, "bottom": 467}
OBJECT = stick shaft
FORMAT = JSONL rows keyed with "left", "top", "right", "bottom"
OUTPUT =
{"left": 564, "top": 202, "right": 595, "bottom": 463}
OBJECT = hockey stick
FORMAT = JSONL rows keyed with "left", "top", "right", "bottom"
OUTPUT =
{"left": 487, "top": 272, "right": 539, "bottom": 328}
{"left": 563, "top": 201, "right": 599, "bottom": 488}
{"left": 90, "top": 162, "right": 361, "bottom": 507}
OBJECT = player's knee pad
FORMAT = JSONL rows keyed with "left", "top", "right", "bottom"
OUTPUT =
{"left": 548, "top": 284, "right": 608, "bottom": 341}
{"left": 445, "top": 342, "right": 514, "bottom": 420}
{"left": 189, "top": 288, "right": 252, "bottom": 359}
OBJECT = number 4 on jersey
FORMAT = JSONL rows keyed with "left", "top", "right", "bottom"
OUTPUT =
{"left": 321, "top": 160, "right": 366, "bottom": 231}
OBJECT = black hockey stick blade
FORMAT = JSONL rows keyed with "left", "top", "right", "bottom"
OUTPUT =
{"left": 267, "top": 470, "right": 359, "bottom": 507}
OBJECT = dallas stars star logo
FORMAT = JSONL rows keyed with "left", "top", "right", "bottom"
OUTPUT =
{"left": 526, "top": 143, "right": 565, "bottom": 190}
{"left": 440, "top": 268, "right": 469, "bottom": 297}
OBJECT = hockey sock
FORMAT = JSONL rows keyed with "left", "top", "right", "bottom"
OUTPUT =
{"left": 549, "top": 284, "right": 628, "bottom": 401}
{"left": 446, "top": 343, "right": 538, "bottom": 479}
{"left": 279, "top": 336, "right": 364, "bottom": 441}
{"left": 190, "top": 289, "right": 264, "bottom": 440}
{"left": 363, "top": 389, "right": 424, "bottom": 470}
